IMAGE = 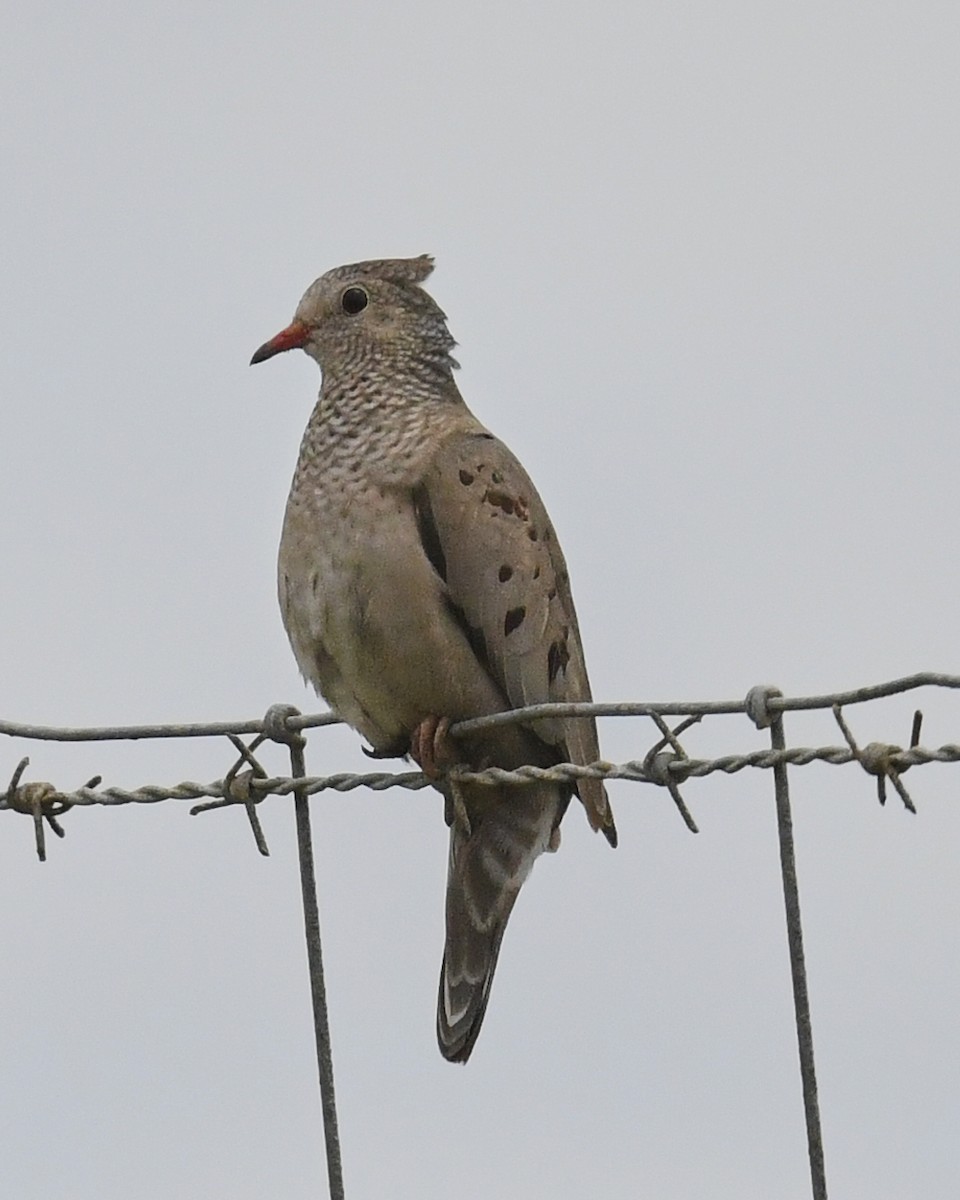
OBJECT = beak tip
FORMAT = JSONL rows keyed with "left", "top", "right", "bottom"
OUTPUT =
{"left": 249, "top": 319, "right": 309, "bottom": 367}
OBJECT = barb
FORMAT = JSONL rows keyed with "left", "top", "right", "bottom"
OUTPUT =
{"left": 222, "top": 733, "right": 272, "bottom": 856}
{"left": 641, "top": 713, "right": 702, "bottom": 833}
{"left": 3, "top": 756, "right": 97, "bottom": 861}
{"left": 832, "top": 705, "right": 921, "bottom": 813}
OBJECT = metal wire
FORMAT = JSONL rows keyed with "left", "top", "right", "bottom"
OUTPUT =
{"left": 769, "top": 712, "right": 827, "bottom": 1200}
{"left": 2, "top": 740, "right": 957, "bottom": 813}
{"left": 288, "top": 724, "right": 345, "bottom": 1200}
{"left": 4, "top": 672, "right": 960, "bottom": 1200}
{"left": 3, "top": 671, "right": 959, "bottom": 747}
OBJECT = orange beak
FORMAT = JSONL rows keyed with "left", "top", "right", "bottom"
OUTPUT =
{"left": 250, "top": 319, "right": 310, "bottom": 365}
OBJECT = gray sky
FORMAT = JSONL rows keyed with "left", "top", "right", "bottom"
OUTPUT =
{"left": 3, "top": 4, "right": 959, "bottom": 1197}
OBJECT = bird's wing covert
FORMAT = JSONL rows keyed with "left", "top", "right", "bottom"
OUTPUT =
{"left": 415, "top": 429, "right": 611, "bottom": 834}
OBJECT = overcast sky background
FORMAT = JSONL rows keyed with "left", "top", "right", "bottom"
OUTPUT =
{"left": 3, "top": 4, "right": 959, "bottom": 1197}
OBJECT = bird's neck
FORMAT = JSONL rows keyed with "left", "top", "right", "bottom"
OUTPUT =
{"left": 292, "top": 369, "right": 472, "bottom": 492}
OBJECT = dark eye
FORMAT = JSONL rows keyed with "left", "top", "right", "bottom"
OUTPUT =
{"left": 341, "top": 287, "right": 368, "bottom": 315}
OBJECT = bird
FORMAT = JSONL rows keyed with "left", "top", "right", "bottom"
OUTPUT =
{"left": 251, "top": 255, "right": 616, "bottom": 1062}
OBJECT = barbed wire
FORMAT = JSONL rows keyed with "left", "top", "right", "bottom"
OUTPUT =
{"left": 2, "top": 673, "right": 957, "bottom": 834}
{"left": 5, "top": 672, "right": 960, "bottom": 1200}
{"left": 3, "top": 737, "right": 959, "bottom": 811}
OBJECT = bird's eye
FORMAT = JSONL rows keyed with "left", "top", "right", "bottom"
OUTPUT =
{"left": 341, "top": 287, "right": 368, "bottom": 315}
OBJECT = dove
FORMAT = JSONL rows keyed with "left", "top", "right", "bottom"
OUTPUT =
{"left": 251, "top": 256, "right": 616, "bottom": 1062}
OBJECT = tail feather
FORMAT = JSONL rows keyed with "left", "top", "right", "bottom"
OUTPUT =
{"left": 436, "top": 785, "right": 563, "bottom": 1062}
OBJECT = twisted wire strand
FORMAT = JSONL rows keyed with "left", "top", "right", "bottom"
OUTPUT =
{"left": 2, "top": 742, "right": 958, "bottom": 813}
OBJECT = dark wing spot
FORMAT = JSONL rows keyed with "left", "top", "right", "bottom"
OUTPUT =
{"left": 310, "top": 571, "right": 321, "bottom": 595}
{"left": 491, "top": 469, "right": 503, "bottom": 485}
{"left": 498, "top": 564, "right": 513, "bottom": 582}
{"left": 532, "top": 565, "right": 540, "bottom": 580}
{"left": 412, "top": 484, "right": 447, "bottom": 583}
{"left": 548, "top": 638, "right": 570, "bottom": 683}
{"left": 547, "top": 586, "right": 557, "bottom": 601}
{"left": 485, "top": 488, "right": 515, "bottom": 515}
{"left": 514, "top": 495, "right": 530, "bottom": 521}
{"left": 459, "top": 469, "right": 474, "bottom": 486}
{"left": 527, "top": 527, "right": 539, "bottom": 542}
{"left": 504, "top": 606, "right": 526, "bottom": 636}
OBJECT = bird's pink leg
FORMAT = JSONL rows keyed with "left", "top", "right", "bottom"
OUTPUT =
{"left": 411, "top": 717, "right": 473, "bottom": 837}
{"left": 410, "top": 715, "right": 455, "bottom": 779}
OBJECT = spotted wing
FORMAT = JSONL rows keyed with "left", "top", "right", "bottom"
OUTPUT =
{"left": 416, "top": 428, "right": 615, "bottom": 840}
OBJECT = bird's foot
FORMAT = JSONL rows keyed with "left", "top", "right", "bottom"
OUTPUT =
{"left": 410, "top": 715, "right": 456, "bottom": 780}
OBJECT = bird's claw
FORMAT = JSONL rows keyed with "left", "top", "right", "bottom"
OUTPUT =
{"left": 410, "top": 715, "right": 456, "bottom": 779}
{"left": 361, "top": 738, "right": 408, "bottom": 760}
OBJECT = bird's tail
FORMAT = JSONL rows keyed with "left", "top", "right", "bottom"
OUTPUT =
{"left": 436, "top": 784, "right": 566, "bottom": 1063}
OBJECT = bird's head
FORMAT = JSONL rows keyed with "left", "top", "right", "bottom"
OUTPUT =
{"left": 250, "top": 255, "right": 458, "bottom": 377}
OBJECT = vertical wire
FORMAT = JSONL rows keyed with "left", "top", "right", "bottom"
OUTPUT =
{"left": 770, "top": 713, "right": 827, "bottom": 1199}
{"left": 290, "top": 734, "right": 346, "bottom": 1199}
